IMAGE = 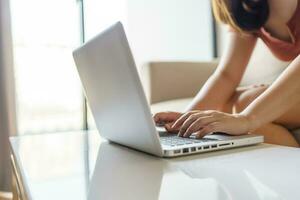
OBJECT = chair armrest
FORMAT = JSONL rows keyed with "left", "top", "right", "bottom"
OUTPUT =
{"left": 141, "top": 61, "right": 218, "bottom": 104}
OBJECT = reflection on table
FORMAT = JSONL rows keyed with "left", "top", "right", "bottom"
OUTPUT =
{"left": 10, "top": 131, "right": 300, "bottom": 200}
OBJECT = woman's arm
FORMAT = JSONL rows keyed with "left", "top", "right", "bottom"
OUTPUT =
{"left": 185, "top": 31, "right": 257, "bottom": 111}
{"left": 154, "top": 31, "right": 257, "bottom": 127}
{"left": 171, "top": 55, "right": 300, "bottom": 138}
{"left": 241, "top": 54, "right": 300, "bottom": 131}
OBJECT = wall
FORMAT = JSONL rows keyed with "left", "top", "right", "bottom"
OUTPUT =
{"left": 216, "top": 23, "right": 228, "bottom": 57}
{"left": 84, "top": 0, "right": 214, "bottom": 69}
{"left": 126, "top": 0, "right": 214, "bottom": 68}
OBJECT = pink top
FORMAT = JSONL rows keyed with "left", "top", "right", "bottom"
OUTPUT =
{"left": 255, "top": 1, "right": 300, "bottom": 61}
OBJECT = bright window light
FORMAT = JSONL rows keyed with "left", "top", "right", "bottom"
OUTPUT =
{"left": 10, "top": 0, "right": 84, "bottom": 134}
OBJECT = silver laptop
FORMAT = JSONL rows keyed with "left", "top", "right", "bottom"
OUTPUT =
{"left": 72, "top": 22, "right": 263, "bottom": 157}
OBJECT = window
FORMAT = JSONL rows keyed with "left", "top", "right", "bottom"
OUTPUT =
{"left": 10, "top": 0, "right": 214, "bottom": 134}
{"left": 10, "top": 0, "right": 84, "bottom": 134}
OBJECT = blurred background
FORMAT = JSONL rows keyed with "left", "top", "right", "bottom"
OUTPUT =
{"left": 0, "top": 0, "right": 222, "bottom": 192}
{"left": 12, "top": 0, "right": 215, "bottom": 135}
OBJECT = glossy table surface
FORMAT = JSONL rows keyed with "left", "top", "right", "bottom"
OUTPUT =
{"left": 10, "top": 131, "right": 300, "bottom": 200}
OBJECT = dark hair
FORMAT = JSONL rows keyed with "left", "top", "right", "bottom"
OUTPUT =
{"left": 230, "top": 0, "right": 269, "bottom": 31}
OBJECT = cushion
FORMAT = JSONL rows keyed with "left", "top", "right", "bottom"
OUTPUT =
{"left": 151, "top": 98, "right": 300, "bottom": 144}
{"left": 150, "top": 98, "right": 192, "bottom": 114}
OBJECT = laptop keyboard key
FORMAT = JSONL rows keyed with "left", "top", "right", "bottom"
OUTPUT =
{"left": 160, "top": 135, "right": 218, "bottom": 147}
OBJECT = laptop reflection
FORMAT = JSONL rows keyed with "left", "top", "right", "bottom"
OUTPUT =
{"left": 88, "top": 142, "right": 166, "bottom": 200}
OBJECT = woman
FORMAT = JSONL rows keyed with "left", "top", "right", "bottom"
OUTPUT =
{"left": 154, "top": 0, "right": 300, "bottom": 147}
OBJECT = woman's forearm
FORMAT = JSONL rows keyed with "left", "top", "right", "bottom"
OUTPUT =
{"left": 185, "top": 32, "right": 257, "bottom": 113}
{"left": 241, "top": 55, "right": 300, "bottom": 130}
{"left": 185, "top": 71, "right": 239, "bottom": 112}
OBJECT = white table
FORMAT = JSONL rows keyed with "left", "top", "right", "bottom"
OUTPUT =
{"left": 10, "top": 131, "right": 300, "bottom": 200}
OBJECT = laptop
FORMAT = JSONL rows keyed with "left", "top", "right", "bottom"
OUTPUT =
{"left": 72, "top": 22, "right": 263, "bottom": 157}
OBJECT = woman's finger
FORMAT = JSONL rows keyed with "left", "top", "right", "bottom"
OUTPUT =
{"left": 183, "top": 116, "right": 216, "bottom": 137}
{"left": 172, "top": 111, "right": 200, "bottom": 129}
{"left": 165, "top": 122, "right": 180, "bottom": 133}
{"left": 195, "top": 122, "right": 220, "bottom": 139}
{"left": 153, "top": 112, "right": 169, "bottom": 123}
{"left": 153, "top": 112, "right": 180, "bottom": 124}
{"left": 178, "top": 113, "right": 202, "bottom": 137}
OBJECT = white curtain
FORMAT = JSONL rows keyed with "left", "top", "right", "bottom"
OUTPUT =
{"left": 0, "top": 0, "right": 17, "bottom": 191}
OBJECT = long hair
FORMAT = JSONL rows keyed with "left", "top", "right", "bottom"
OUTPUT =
{"left": 212, "top": 0, "right": 269, "bottom": 33}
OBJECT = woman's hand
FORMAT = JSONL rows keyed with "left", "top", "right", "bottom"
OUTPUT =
{"left": 153, "top": 112, "right": 183, "bottom": 133}
{"left": 169, "top": 110, "right": 252, "bottom": 138}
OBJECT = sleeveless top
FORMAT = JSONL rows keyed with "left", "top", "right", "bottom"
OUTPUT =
{"left": 255, "top": 0, "right": 300, "bottom": 61}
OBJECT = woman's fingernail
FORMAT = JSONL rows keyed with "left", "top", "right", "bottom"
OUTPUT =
{"left": 165, "top": 124, "right": 171, "bottom": 130}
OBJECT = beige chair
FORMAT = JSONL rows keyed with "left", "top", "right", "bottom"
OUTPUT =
{"left": 143, "top": 40, "right": 300, "bottom": 143}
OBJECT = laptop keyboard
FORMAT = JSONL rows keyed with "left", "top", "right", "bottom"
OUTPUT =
{"left": 160, "top": 135, "right": 218, "bottom": 147}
